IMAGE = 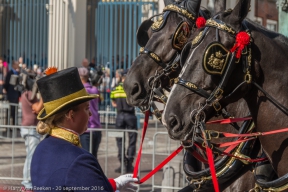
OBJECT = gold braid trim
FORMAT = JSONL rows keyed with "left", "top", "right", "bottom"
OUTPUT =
{"left": 205, "top": 19, "right": 236, "bottom": 35}
{"left": 50, "top": 127, "right": 81, "bottom": 147}
{"left": 163, "top": 4, "right": 195, "bottom": 21}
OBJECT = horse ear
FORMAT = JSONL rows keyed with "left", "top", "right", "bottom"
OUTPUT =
{"left": 164, "top": 0, "right": 174, "bottom": 6}
{"left": 186, "top": 0, "right": 201, "bottom": 17}
{"left": 230, "top": 0, "right": 251, "bottom": 23}
{"left": 214, "top": 0, "right": 226, "bottom": 14}
{"left": 136, "top": 19, "right": 154, "bottom": 47}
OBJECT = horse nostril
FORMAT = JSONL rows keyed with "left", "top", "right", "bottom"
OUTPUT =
{"left": 168, "top": 115, "right": 182, "bottom": 133}
{"left": 131, "top": 83, "right": 140, "bottom": 96}
{"left": 170, "top": 117, "right": 178, "bottom": 128}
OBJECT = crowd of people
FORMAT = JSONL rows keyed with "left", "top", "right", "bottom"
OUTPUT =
{"left": 0, "top": 57, "right": 139, "bottom": 192}
{"left": 80, "top": 58, "right": 138, "bottom": 174}
{"left": 80, "top": 58, "right": 133, "bottom": 110}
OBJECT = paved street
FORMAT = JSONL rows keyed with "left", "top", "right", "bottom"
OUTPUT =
{"left": 0, "top": 123, "right": 187, "bottom": 192}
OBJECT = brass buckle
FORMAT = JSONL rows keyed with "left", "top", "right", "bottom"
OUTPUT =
{"left": 206, "top": 130, "right": 220, "bottom": 139}
{"left": 172, "top": 62, "right": 179, "bottom": 70}
{"left": 213, "top": 101, "right": 222, "bottom": 111}
{"left": 169, "top": 78, "right": 174, "bottom": 86}
{"left": 139, "top": 47, "right": 144, "bottom": 54}
{"left": 214, "top": 88, "right": 223, "bottom": 99}
{"left": 202, "top": 142, "right": 213, "bottom": 149}
{"left": 205, "top": 131, "right": 212, "bottom": 140}
{"left": 244, "top": 73, "right": 252, "bottom": 84}
{"left": 174, "top": 77, "right": 179, "bottom": 84}
{"left": 190, "top": 178, "right": 205, "bottom": 189}
{"left": 160, "top": 95, "right": 167, "bottom": 103}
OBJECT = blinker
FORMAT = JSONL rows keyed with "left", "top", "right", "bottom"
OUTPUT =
{"left": 172, "top": 21, "right": 191, "bottom": 51}
{"left": 202, "top": 42, "right": 231, "bottom": 76}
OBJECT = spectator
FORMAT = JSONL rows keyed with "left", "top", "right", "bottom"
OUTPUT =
{"left": 89, "top": 58, "right": 96, "bottom": 69}
{"left": 78, "top": 67, "right": 102, "bottom": 159}
{"left": 0, "top": 58, "right": 7, "bottom": 100}
{"left": 111, "top": 69, "right": 123, "bottom": 89}
{"left": 101, "top": 68, "right": 110, "bottom": 106}
{"left": 31, "top": 67, "right": 138, "bottom": 191}
{"left": 110, "top": 69, "right": 137, "bottom": 173}
{"left": 22, "top": 63, "right": 27, "bottom": 70}
{"left": 19, "top": 57, "right": 24, "bottom": 69}
{"left": 82, "top": 58, "right": 89, "bottom": 68}
{"left": 20, "top": 70, "right": 43, "bottom": 191}
{"left": 3, "top": 61, "right": 21, "bottom": 125}
{"left": 2, "top": 57, "right": 9, "bottom": 71}
{"left": 33, "top": 64, "right": 38, "bottom": 73}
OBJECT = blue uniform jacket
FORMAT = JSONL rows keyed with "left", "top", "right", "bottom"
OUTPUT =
{"left": 31, "top": 135, "right": 114, "bottom": 192}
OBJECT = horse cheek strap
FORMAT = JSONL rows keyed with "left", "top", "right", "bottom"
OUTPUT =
{"left": 172, "top": 22, "right": 191, "bottom": 51}
{"left": 202, "top": 42, "right": 231, "bottom": 76}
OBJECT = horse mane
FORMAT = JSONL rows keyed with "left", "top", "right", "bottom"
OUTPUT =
{"left": 244, "top": 19, "right": 288, "bottom": 48}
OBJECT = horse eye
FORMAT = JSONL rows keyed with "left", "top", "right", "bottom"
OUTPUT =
{"left": 168, "top": 35, "right": 173, "bottom": 40}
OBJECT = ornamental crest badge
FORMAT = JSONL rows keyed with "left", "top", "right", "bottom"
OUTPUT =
{"left": 203, "top": 42, "right": 230, "bottom": 75}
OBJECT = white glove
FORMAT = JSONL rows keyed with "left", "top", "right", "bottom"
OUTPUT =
{"left": 114, "top": 174, "right": 138, "bottom": 192}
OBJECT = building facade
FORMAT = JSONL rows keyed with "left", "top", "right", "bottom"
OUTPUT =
{"left": 0, "top": 0, "right": 286, "bottom": 71}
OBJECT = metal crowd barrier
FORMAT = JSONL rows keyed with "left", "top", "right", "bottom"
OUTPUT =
{"left": 0, "top": 102, "right": 21, "bottom": 138}
{"left": 151, "top": 132, "right": 187, "bottom": 192}
{"left": 86, "top": 128, "right": 141, "bottom": 176}
{"left": 0, "top": 102, "right": 185, "bottom": 191}
{"left": 0, "top": 126, "right": 141, "bottom": 189}
{"left": 0, "top": 125, "right": 35, "bottom": 181}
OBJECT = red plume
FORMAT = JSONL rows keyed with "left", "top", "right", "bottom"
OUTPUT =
{"left": 230, "top": 31, "right": 250, "bottom": 59}
{"left": 196, "top": 17, "right": 206, "bottom": 28}
{"left": 45, "top": 67, "right": 58, "bottom": 75}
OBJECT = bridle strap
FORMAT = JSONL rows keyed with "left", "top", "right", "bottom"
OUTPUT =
{"left": 174, "top": 77, "right": 210, "bottom": 98}
{"left": 251, "top": 81, "right": 288, "bottom": 116}
{"left": 139, "top": 47, "right": 166, "bottom": 68}
{"left": 206, "top": 52, "right": 237, "bottom": 106}
{"left": 153, "top": 87, "right": 168, "bottom": 103}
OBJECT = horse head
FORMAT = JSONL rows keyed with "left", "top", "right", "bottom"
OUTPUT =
{"left": 126, "top": 0, "right": 268, "bottom": 189}
{"left": 163, "top": 1, "right": 288, "bottom": 181}
{"left": 124, "top": 0, "right": 205, "bottom": 108}
{"left": 163, "top": 0, "right": 255, "bottom": 140}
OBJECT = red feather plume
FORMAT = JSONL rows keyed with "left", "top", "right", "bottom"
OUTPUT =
{"left": 230, "top": 31, "right": 250, "bottom": 59}
{"left": 45, "top": 67, "right": 58, "bottom": 75}
{"left": 196, "top": 17, "right": 206, "bottom": 28}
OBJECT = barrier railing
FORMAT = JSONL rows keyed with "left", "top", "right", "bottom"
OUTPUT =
{"left": 152, "top": 132, "right": 187, "bottom": 192}
{"left": 0, "top": 102, "right": 21, "bottom": 138}
{"left": 0, "top": 102, "right": 185, "bottom": 191}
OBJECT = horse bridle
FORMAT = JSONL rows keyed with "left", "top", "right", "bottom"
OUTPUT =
{"left": 137, "top": 3, "right": 197, "bottom": 117}
{"left": 175, "top": 17, "right": 252, "bottom": 127}
{"left": 177, "top": 16, "right": 288, "bottom": 139}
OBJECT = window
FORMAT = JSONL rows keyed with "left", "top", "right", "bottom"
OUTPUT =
{"left": 254, "top": 17, "right": 263, "bottom": 25}
{"left": 266, "top": 19, "right": 278, "bottom": 32}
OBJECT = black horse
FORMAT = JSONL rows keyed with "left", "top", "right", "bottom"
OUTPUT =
{"left": 163, "top": 0, "right": 288, "bottom": 190}
{"left": 124, "top": 0, "right": 261, "bottom": 191}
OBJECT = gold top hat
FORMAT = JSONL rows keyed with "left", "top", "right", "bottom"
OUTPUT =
{"left": 37, "top": 67, "right": 98, "bottom": 120}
